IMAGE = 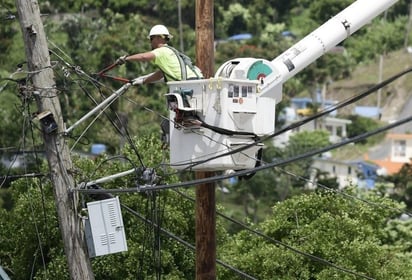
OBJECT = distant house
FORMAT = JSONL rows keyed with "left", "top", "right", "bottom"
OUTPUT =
{"left": 353, "top": 106, "right": 381, "bottom": 119}
{"left": 214, "top": 33, "right": 253, "bottom": 50}
{"left": 281, "top": 30, "right": 296, "bottom": 39}
{"left": 282, "top": 97, "right": 349, "bottom": 144}
{"left": 315, "top": 117, "right": 351, "bottom": 143}
{"left": 291, "top": 97, "right": 313, "bottom": 110}
{"left": 292, "top": 116, "right": 351, "bottom": 144}
{"left": 311, "top": 157, "right": 379, "bottom": 189}
{"left": 273, "top": 102, "right": 351, "bottom": 149}
{"left": 273, "top": 115, "right": 351, "bottom": 149}
{"left": 291, "top": 97, "right": 338, "bottom": 117}
{"left": 226, "top": 33, "right": 253, "bottom": 41}
{"left": 0, "top": 151, "right": 44, "bottom": 170}
{"left": 368, "top": 133, "right": 412, "bottom": 175}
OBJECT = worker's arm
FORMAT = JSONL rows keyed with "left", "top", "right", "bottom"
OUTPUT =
{"left": 116, "top": 51, "right": 163, "bottom": 83}
{"left": 142, "top": 70, "right": 164, "bottom": 84}
{"left": 125, "top": 51, "right": 155, "bottom": 62}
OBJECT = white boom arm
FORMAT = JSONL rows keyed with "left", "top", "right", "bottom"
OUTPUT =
{"left": 260, "top": 0, "right": 399, "bottom": 96}
{"left": 164, "top": 0, "right": 400, "bottom": 171}
{"left": 77, "top": 0, "right": 401, "bottom": 180}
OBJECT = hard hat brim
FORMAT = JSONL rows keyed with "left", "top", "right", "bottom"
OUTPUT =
{"left": 147, "top": 34, "right": 173, "bottom": 39}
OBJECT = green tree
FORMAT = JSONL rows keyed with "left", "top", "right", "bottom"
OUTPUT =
{"left": 3, "top": 0, "right": 408, "bottom": 155}
{"left": 346, "top": 115, "right": 384, "bottom": 145}
{"left": 346, "top": 16, "right": 407, "bottom": 62}
{"left": 218, "top": 188, "right": 412, "bottom": 279}
{"left": 281, "top": 130, "right": 330, "bottom": 186}
{"left": 226, "top": 131, "right": 330, "bottom": 224}
{"left": 0, "top": 135, "right": 230, "bottom": 279}
{"left": 385, "top": 163, "right": 412, "bottom": 210}
{"left": 0, "top": 91, "right": 26, "bottom": 148}
{"left": 307, "top": 0, "right": 353, "bottom": 23}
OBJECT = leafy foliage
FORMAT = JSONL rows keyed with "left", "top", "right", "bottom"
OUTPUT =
{"left": 226, "top": 131, "right": 330, "bottom": 224}
{"left": 346, "top": 17, "right": 408, "bottom": 62}
{"left": 0, "top": 91, "right": 25, "bottom": 148}
{"left": 385, "top": 163, "right": 412, "bottom": 210}
{"left": 346, "top": 115, "right": 383, "bottom": 145}
{"left": 2, "top": 0, "right": 412, "bottom": 278}
{"left": 281, "top": 130, "right": 330, "bottom": 184}
{"left": 0, "top": 135, "right": 219, "bottom": 279}
{"left": 1, "top": 0, "right": 409, "bottom": 151}
{"left": 219, "top": 189, "right": 412, "bottom": 280}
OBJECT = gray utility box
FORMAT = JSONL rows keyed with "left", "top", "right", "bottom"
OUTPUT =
{"left": 85, "top": 197, "right": 128, "bottom": 257}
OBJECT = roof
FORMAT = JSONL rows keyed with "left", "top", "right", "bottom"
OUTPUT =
{"left": 369, "top": 159, "right": 405, "bottom": 175}
{"left": 349, "top": 160, "right": 380, "bottom": 169}
{"left": 281, "top": 31, "right": 296, "bottom": 38}
{"left": 387, "top": 133, "right": 412, "bottom": 140}
{"left": 314, "top": 157, "right": 379, "bottom": 169}
{"left": 324, "top": 116, "right": 352, "bottom": 125}
{"left": 227, "top": 33, "right": 252, "bottom": 41}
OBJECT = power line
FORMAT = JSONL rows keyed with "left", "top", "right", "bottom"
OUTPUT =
{"left": 48, "top": 47, "right": 147, "bottom": 168}
{"left": 112, "top": 65, "right": 411, "bottom": 180}
{"left": 276, "top": 167, "right": 412, "bottom": 217}
{"left": 76, "top": 112, "right": 412, "bottom": 195}
{"left": 174, "top": 189, "right": 376, "bottom": 280}
{"left": 42, "top": 38, "right": 411, "bottom": 279}
{"left": 0, "top": 173, "right": 45, "bottom": 181}
{"left": 122, "top": 203, "right": 257, "bottom": 279}
{"left": 22, "top": 97, "right": 48, "bottom": 277}
{"left": 179, "top": 67, "right": 412, "bottom": 171}
{"left": 76, "top": 154, "right": 407, "bottom": 278}
{"left": 98, "top": 194, "right": 257, "bottom": 280}
{"left": 66, "top": 57, "right": 411, "bottom": 278}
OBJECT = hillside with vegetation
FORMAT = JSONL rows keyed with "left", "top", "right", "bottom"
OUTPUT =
{"left": 1, "top": 0, "right": 412, "bottom": 279}
{"left": 0, "top": 0, "right": 411, "bottom": 151}
{"left": 327, "top": 49, "right": 412, "bottom": 118}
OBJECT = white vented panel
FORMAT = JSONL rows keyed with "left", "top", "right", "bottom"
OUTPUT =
{"left": 86, "top": 197, "right": 127, "bottom": 257}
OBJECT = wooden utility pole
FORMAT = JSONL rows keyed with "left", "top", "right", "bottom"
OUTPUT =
{"left": 196, "top": 0, "right": 215, "bottom": 78}
{"left": 15, "top": 1, "right": 94, "bottom": 279}
{"left": 195, "top": 0, "right": 216, "bottom": 279}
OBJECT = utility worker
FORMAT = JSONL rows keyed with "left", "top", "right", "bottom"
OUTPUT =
{"left": 116, "top": 24, "right": 203, "bottom": 84}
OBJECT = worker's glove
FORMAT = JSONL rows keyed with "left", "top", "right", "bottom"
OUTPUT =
{"left": 116, "top": 55, "right": 128, "bottom": 65}
{"left": 132, "top": 76, "right": 145, "bottom": 85}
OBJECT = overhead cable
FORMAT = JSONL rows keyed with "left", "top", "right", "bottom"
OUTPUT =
{"left": 175, "top": 189, "right": 376, "bottom": 280}
{"left": 180, "top": 66, "right": 412, "bottom": 170}
{"left": 76, "top": 113, "right": 412, "bottom": 194}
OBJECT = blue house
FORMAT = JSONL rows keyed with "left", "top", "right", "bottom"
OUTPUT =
{"left": 353, "top": 161, "right": 379, "bottom": 189}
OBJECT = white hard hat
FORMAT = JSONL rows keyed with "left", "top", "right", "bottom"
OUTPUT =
{"left": 148, "top": 25, "right": 173, "bottom": 39}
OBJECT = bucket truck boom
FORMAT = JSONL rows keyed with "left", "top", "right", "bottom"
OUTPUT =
{"left": 261, "top": 0, "right": 399, "bottom": 96}
{"left": 166, "top": 0, "right": 399, "bottom": 171}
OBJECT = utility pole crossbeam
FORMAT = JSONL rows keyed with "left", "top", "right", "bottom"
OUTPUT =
{"left": 15, "top": 1, "right": 94, "bottom": 279}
